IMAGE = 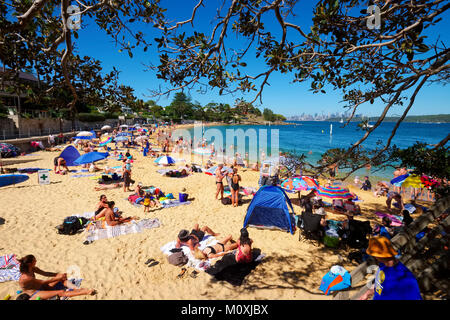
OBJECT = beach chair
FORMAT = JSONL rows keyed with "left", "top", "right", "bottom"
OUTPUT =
{"left": 298, "top": 211, "right": 323, "bottom": 247}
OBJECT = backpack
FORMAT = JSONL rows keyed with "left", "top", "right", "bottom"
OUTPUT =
{"left": 57, "top": 216, "right": 89, "bottom": 235}
{"left": 167, "top": 251, "right": 188, "bottom": 266}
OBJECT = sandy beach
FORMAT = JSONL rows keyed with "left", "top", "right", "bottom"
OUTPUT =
{"left": 0, "top": 130, "right": 431, "bottom": 300}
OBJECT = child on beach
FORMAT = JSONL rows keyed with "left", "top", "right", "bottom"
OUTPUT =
{"left": 143, "top": 192, "right": 157, "bottom": 212}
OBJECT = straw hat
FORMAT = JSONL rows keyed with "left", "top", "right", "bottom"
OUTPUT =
{"left": 366, "top": 236, "right": 398, "bottom": 258}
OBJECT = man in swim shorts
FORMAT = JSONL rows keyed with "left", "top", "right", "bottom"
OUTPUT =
{"left": 215, "top": 164, "right": 225, "bottom": 200}
{"left": 175, "top": 224, "right": 219, "bottom": 253}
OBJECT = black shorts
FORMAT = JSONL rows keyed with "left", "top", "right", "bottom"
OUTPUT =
{"left": 54, "top": 157, "right": 59, "bottom": 166}
{"left": 190, "top": 229, "right": 205, "bottom": 242}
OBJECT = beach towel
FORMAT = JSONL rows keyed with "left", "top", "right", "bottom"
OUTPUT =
{"left": 394, "top": 202, "right": 416, "bottom": 214}
{"left": 205, "top": 249, "right": 264, "bottom": 286}
{"left": 160, "top": 236, "right": 219, "bottom": 271}
{"left": 84, "top": 218, "right": 161, "bottom": 243}
{"left": 70, "top": 174, "right": 98, "bottom": 178}
{"left": 375, "top": 212, "right": 403, "bottom": 227}
{"left": 161, "top": 200, "right": 192, "bottom": 208}
{"left": 0, "top": 254, "right": 21, "bottom": 283}
{"left": 319, "top": 265, "right": 351, "bottom": 295}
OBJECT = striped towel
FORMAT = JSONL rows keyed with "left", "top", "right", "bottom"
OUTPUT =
{"left": 85, "top": 218, "right": 161, "bottom": 243}
{"left": 0, "top": 254, "right": 21, "bottom": 283}
{"left": 160, "top": 235, "right": 218, "bottom": 271}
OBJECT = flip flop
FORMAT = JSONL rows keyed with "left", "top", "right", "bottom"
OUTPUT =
{"left": 177, "top": 267, "right": 187, "bottom": 279}
{"left": 145, "top": 258, "right": 155, "bottom": 265}
{"left": 190, "top": 270, "right": 199, "bottom": 278}
{"left": 148, "top": 261, "right": 159, "bottom": 268}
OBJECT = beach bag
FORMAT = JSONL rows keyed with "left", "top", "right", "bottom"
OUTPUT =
{"left": 179, "top": 193, "right": 188, "bottom": 203}
{"left": 58, "top": 216, "right": 89, "bottom": 235}
{"left": 167, "top": 251, "right": 188, "bottom": 266}
{"left": 323, "top": 229, "right": 340, "bottom": 248}
{"left": 221, "top": 197, "right": 232, "bottom": 205}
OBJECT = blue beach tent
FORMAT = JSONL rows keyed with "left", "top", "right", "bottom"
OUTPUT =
{"left": 243, "top": 185, "right": 296, "bottom": 234}
{"left": 58, "top": 146, "right": 81, "bottom": 166}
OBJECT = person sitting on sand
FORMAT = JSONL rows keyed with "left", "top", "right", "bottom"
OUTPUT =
{"left": 53, "top": 156, "right": 69, "bottom": 174}
{"left": 386, "top": 191, "right": 404, "bottom": 212}
{"left": 88, "top": 162, "right": 101, "bottom": 173}
{"left": 193, "top": 235, "right": 238, "bottom": 260}
{"left": 175, "top": 224, "right": 219, "bottom": 253}
{"left": 143, "top": 192, "right": 158, "bottom": 212}
{"left": 374, "top": 181, "right": 390, "bottom": 197}
{"left": 235, "top": 228, "right": 253, "bottom": 263}
{"left": 104, "top": 201, "right": 137, "bottom": 226}
{"left": 135, "top": 182, "right": 145, "bottom": 197}
{"left": 361, "top": 176, "right": 372, "bottom": 191}
{"left": 94, "top": 194, "right": 109, "bottom": 219}
{"left": 18, "top": 255, "right": 95, "bottom": 300}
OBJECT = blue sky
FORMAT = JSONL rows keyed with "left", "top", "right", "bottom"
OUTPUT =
{"left": 71, "top": 0, "right": 450, "bottom": 117}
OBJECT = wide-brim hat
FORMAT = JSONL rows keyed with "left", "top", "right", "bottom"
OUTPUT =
{"left": 366, "top": 236, "right": 398, "bottom": 258}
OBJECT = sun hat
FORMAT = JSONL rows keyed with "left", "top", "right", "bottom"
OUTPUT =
{"left": 315, "top": 207, "right": 326, "bottom": 216}
{"left": 366, "top": 236, "right": 398, "bottom": 258}
{"left": 178, "top": 229, "right": 190, "bottom": 242}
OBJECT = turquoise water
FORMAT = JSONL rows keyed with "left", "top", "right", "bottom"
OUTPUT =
{"left": 183, "top": 121, "right": 450, "bottom": 179}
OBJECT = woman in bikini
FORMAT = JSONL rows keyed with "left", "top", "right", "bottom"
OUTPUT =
{"left": 193, "top": 235, "right": 238, "bottom": 260}
{"left": 235, "top": 228, "right": 253, "bottom": 263}
{"left": 18, "top": 255, "right": 95, "bottom": 300}
{"left": 230, "top": 167, "right": 241, "bottom": 207}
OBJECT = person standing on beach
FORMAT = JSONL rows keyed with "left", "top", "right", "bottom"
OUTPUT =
{"left": 230, "top": 167, "right": 242, "bottom": 207}
{"left": 215, "top": 164, "right": 225, "bottom": 200}
{"left": 359, "top": 237, "right": 422, "bottom": 300}
{"left": 123, "top": 159, "right": 133, "bottom": 192}
{"left": 392, "top": 168, "right": 401, "bottom": 193}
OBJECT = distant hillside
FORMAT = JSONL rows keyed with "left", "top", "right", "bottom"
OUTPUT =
{"left": 327, "top": 114, "right": 450, "bottom": 123}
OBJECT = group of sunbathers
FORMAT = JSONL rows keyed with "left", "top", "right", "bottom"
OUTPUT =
{"left": 175, "top": 225, "right": 253, "bottom": 263}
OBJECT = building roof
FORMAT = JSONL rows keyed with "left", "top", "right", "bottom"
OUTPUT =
{"left": 0, "top": 67, "right": 39, "bottom": 82}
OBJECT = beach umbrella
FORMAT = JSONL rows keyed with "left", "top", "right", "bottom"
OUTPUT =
{"left": 314, "top": 184, "right": 354, "bottom": 199}
{"left": 280, "top": 176, "right": 310, "bottom": 192}
{"left": 193, "top": 147, "right": 213, "bottom": 155}
{"left": 402, "top": 175, "right": 424, "bottom": 188}
{"left": 390, "top": 174, "right": 409, "bottom": 186}
{"left": 135, "top": 135, "right": 149, "bottom": 141}
{"left": 116, "top": 132, "right": 132, "bottom": 137}
{"left": 119, "top": 124, "right": 128, "bottom": 128}
{"left": 204, "top": 165, "right": 233, "bottom": 176}
{"left": 101, "top": 125, "right": 112, "bottom": 130}
{"left": 154, "top": 155, "right": 176, "bottom": 165}
{"left": 0, "top": 143, "right": 21, "bottom": 158}
{"left": 76, "top": 131, "right": 94, "bottom": 140}
{"left": 73, "top": 152, "right": 109, "bottom": 165}
{"left": 138, "top": 128, "right": 148, "bottom": 133}
{"left": 114, "top": 136, "right": 129, "bottom": 142}
{"left": 99, "top": 136, "right": 113, "bottom": 147}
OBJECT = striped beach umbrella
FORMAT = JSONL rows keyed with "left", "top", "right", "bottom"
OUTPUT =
{"left": 99, "top": 136, "right": 113, "bottom": 147}
{"left": 314, "top": 185, "right": 354, "bottom": 199}
{"left": 154, "top": 155, "right": 176, "bottom": 165}
{"left": 138, "top": 128, "right": 148, "bottom": 133}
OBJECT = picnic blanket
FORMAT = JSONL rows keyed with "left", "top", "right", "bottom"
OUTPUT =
{"left": 205, "top": 249, "right": 265, "bottom": 286}
{"left": 375, "top": 212, "right": 403, "bottom": 227}
{"left": 160, "top": 235, "right": 219, "bottom": 271}
{"left": 0, "top": 254, "right": 21, "bottom": 283}
{"left": 84, "top": 218, "right": 161, "bottom": 243}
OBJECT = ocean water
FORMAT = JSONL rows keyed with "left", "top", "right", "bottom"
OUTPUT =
{"left": 184, "top": 121, "right": 450, "bottom": 179}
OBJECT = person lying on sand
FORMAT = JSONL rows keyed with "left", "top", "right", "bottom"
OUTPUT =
{"left": 176, "top": 225, "right": 219, "bottom": 253}
{"left": 94, "top": 183, "right": 123, "bottom": 191}
{"left": 193, "top": 235, "right": 238, "bottom": 260}
{"left": 18, "top": 255, "right": 96, "bottom": 300}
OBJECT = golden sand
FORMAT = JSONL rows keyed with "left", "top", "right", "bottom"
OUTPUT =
{"left": 0, "top": 131, "right": 428, "bottom": 300}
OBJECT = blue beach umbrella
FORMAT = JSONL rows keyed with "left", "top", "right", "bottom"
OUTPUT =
{"left": 154, "top": 155, "right": 176, "bottom": 165}
{"left": 73, "top": 152, "right": 109, "bottom": 165}
{"left": 116, "top": 132, "right": 132, "bottom": 137}
{"left": 114, "top": 136, "right": 129, "bottom": 142}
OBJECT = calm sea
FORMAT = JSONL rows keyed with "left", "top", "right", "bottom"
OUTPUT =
{"left": 185, "top": 121, "right": 450, "bottom": 179}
